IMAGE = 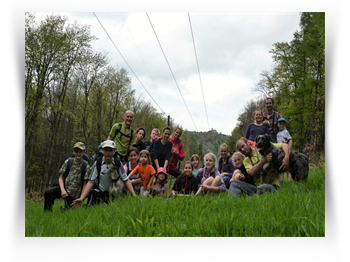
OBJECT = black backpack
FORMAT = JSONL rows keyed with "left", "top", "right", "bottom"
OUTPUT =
{"left": 63, "top": 157, "right": 88, "bottom": 194}
{"left": 111, "top": 122, "right": 134, "bottom": 147}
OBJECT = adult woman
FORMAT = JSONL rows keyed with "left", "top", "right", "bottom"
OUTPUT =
{"left": 124, "top": 147, "right": 142, "bottom": 193}
{"left": 152, "top": 126, "right": 173, "bottom": 171}
{"left": 245, "top": 110, "right": 269, "bottom": 146}
{"left": 195, "top": 153, "right": 226, "bottom": 196}
{"left": 217, "top": 143, "right": 236, "bottom": 189}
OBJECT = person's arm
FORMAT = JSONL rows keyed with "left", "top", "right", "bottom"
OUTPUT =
{"left": 218, "top": 157, "right": 223, "bottom": 174}
{"left": 177, "top": 143, "right": 185, "bottom": 161}
{"left": 58, "top": 175, "right": 68, "bottom": 198}
{"left": 163, "top": 160, "right": 169, "bottom": 170}
{"left": 245, "top": 124, "right": 251, "bottom": 139}
{"left": 247, "top": 153, "right": 272, "bottom": 177}
{"left": 128, "top": 170, "right": 135, "bottom": 179}
{"left": 147, "top": 175, "right": 154, "bottom": 190}
{"left": 124, "top": 179, "right": 136, "bottom": 196}
{"left": 279, "top": 142, "right": 290, "bottom": 171}
{"left": 71, "top": 180, "right": 95, "bottom": 207}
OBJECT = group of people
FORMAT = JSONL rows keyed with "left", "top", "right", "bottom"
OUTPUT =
{"left": 43, "top": 98, "right": 296, "bottom": 212}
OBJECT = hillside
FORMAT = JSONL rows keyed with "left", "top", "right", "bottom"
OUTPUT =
{"left": 188, "top": 130, "right": 230, "bottom": 160}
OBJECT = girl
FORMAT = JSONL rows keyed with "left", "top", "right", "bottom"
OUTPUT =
{"left": 217, "top": 143, "right": 236, "bottom": 188}
{"left": 152, "top": 126, "right": 173, "bottom": 171}
{"left": 151, "top": 167, "right": 169, "bottom": 198}
{"left": 128, "top": 150, "right": 156, "bottom": 197}
{"left": 124, "top": 147, "right": 141, "bottom": 193}
{"left": 190, "top": 154, "right": 200, "bottom": 177}
{"left": 172, "top": 161, "right": 199, "bottom": 197}
{"left": 195, "top": 153, "right": 226, "bottom": 196}
{"left": 229, "top": 152, "right": 255, "bottom": 186}
{"left": 132, "top": 127, "right": 146, "bottom": 153}
{"left": 245, "top": 109, "right": 269, "bottom": 146}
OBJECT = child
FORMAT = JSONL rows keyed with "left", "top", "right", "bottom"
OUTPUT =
{"left": 277, "top": 118, "right": 293, "bottom": 184}
{"left": 172, "top": 161, "right": 199, "bottom": 197}
{"left": 190, "top": 154, "right": 200, "bottom": 177}
{"left": 194, "top": 153, "right": 226, "bottom": 196}
{"left": 229, "top": 152, "right": 255, "bottom": 186}
{"left": 128, "top": 150, "right": 156, "bottom": 197}
{"left": 151, "top": 167, "right": 169, "bottom": 198}
{"left": 44, "top": 142, "right": 90, "bottom": 211}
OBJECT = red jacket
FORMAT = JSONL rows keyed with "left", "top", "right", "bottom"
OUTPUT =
{"left": 169, "top": 137, "right": 185, "bottom": 171}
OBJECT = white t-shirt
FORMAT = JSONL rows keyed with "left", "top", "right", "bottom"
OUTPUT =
{"left": 277, "top": 129, "right": 292, "bottom": 143}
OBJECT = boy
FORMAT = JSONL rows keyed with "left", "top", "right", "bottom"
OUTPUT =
{"left": 277, "top": 118, "right": 293, "bottom": 184}
{"left": 144, "top": 128, "right": 160, "bottom": 152}
{"left": 43, "top": 142, "right": 90, "bottom": 211}
{"left": 72, "top": 140, "right": 136, "bottom": 206}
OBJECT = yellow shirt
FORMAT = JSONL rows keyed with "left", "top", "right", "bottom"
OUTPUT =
{"left": 243, "top": 144, "right": 282, "bottom": 186}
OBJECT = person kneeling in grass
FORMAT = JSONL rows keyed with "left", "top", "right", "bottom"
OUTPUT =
{"left": 172, "top": 161, "right": 198, "bottom": 197}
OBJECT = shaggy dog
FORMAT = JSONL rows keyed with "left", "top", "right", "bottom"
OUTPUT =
{"left": 101, "top": 164, "right": 126, "bottom": 197}
{"left": 255, "top": 134, "right": 309, "bottom": 183}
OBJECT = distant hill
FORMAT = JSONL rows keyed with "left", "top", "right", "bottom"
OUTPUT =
{"left": 188, "top": 130, "right": 230, "bottom": 160}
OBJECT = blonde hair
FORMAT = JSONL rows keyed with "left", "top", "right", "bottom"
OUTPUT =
{"left": 220, "top": 143, "right": 229, "bottom": 150}
{"left": 152, "top": 128, "right": 160, "bottom": 136}
{"left": 204, "top": 152, "right": 217, "bottom": 166}
{"left": 233, "top": 151, "right": 244, "bottom": 160}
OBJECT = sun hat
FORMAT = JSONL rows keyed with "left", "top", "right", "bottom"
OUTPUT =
{"left": 156, "top": 167, "right": 168, "bottom": 179}
{"left": 277, "top": 117, "right": 286, "bottom": 123}
{"left": 101, "top": 140, "right": 116, "bottom": 149}
{"left": 73, "top": 142, "right": 86, "bottom": 151}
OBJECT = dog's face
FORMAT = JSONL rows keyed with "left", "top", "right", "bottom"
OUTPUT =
{"left": 255, "top": 134, "right": 271, "bottom": 154}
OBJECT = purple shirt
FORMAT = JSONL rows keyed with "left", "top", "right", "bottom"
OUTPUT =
{"left": 197, "top": 167, "right": 226, "bottom": 192}
{"left": 218, "top": 156, "right": 236, "bottom": 178}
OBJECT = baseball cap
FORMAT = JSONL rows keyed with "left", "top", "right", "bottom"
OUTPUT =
{"left": 101, "top": 140, "right": 116, "bottom": 149}
{"left": 73, "top": 142, "right": 86, "bottom": 151}
{"left": 278, "top": 118, "right": 286, "bottom": 123}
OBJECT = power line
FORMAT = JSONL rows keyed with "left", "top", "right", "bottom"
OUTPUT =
{"left": 188, "top": 13, "right": 210, "bottom": 130}
{"left": 146, "top": 12, "right": 198, "bottom": 131}
{"left": 92, "top": 12, "right": 166, "bottom": 115}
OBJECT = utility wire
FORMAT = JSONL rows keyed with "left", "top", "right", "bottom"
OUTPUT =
{"left": 93, "top": 12, "right": 166, "bottom": 115}
{"left": 188, "top": 13, "right": 210, "bottom": 130}
{"left": 146, "top": 12, "right": 198, "bottom": 131}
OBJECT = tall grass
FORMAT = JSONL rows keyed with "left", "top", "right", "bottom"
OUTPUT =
{"left": 25, "top": 169, "right": 325, "bottom": 237}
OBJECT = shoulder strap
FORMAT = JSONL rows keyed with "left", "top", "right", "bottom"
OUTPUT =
{"left": 64, "top": 158, "right": 74, "bottom": 180}
{"left": 179, "top": 142, "right": 182, "bottom": 152}
{"left": 80, "top": 160, "right": 88, "bottom": 192}
{"left": 112, "top": 123, "right": 123, "bottom": 141}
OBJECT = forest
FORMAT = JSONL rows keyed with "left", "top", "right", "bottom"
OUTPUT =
{"left": 25, "top": 12, "right": 324, "bottom": 195}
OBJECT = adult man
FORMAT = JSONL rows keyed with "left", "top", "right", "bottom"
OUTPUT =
{"left": 168, "top": 128, "right": 185, "bottom": 178}
{"left": 262, "top": 98, "right": 282, "bottom": 143}
{"left": 72, "top": 140, "right": 136, "bottom": 206}
{"left": 108, "top": 110, "right": 136, "bottom": 164}
{"left": 228, "top": 137, "right": 289, "bottom": 196}
{"left": 43, "top": 142, "right": 90, "bottom": 211}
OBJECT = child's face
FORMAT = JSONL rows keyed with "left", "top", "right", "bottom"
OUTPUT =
{"left": 73, "top": 148, "right": 85, "bottom": 161}
{"left": 233, "top": 155, "right": 243, "bottom": 168}
{"left": 158, "top": 172, "right": 166, "bottom": 181}
{"left": 140, "top": 154, "right": 148, "bottom": 164}
{"left": 254, "top": 111, "right": 263, "bottom": 123}
{"left": 136, "top": 130, "right": 145, "bottom": 141}
{"left": 205, "top": 156, "right": 215, "bottom": 170}
{"left": 102, "top": 147, "right": 114, "bottom": 161}
{"left": 277, "top": 121, "right": 286, "bottom": 131}
{"left": 183, "top": 163, "right": 193, "bottom": 176}
{"left": 151, "top": 130, "right": 159, "bottom": 140}
{"left": 192, "top": 157, "right": 199, "bottom": 168}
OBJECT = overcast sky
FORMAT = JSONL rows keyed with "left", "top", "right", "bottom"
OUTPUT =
{"left": 36, "top": 12, "right": 301, "bottom": 135}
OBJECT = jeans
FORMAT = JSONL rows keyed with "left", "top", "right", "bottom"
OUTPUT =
{"left": 222, "top": 176, "right": 231, "bottom": 189}
{"left": 228, "top": 180, "right": 257, "bottom": 197}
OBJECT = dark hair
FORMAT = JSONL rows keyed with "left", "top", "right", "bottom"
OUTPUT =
{"left": 159, "top": 126, "right": 171, "bottom": 140}
{"left": 174, "top": 127, "right": 182, "bottom": 134}
{"left": 139, "top": 149, "right": 152, "bottom": 165}
{"left": 265, "top": 97, "right": 274, "bottom": 104}
{"left": 136, "top": 127, "right": 146, "bottom": 138}
{"left": 127, "top": 147, "right": 139, "bottom": 158}
{"left": 190, "top": 154, "right": 200, "bottom": 162}
{"left": 183, "top": 161, "right": 194, "bottom": 170}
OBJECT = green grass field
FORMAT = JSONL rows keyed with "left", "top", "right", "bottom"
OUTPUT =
{"left": 25, "top": 169, "right": 325, "bottom": 237}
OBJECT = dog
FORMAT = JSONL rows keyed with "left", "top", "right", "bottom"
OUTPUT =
{"left": 101, "top": 164, "right": 126, "bottom": 197}
{"left": 255, "top": 134, "right": 309, "bottom": 183}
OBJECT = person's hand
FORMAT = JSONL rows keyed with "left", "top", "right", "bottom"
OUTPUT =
{"left": 173, "top": 148, "right": 178, "bottom": 154}
{"left": 71, "top": 198, "right": 83, "bottom": 208}
{"left": 237, "top": 173, "right": 245, "bottom": 180}
{"left": 221, "top": 172, "right": 227, "bottom": 177}
{"left": 147, "top": 184, "right": 151, "bottom": 191}
{"left": 263, "top": 153, "right": 272, "bottom": 163}
{"left": 279, "top": 156, "right": 289, "bottom": 171}
{"left": 61, "top": 190, "right": 69, "bottom": 198}
{"left": 229, "top": 177, "right": 234, "bottom": 183}
{"left": 202, "top": 184, "right": 209, "bottom": 190}
{"left": 263, "top": 120, "right": 270, "bottom": 126}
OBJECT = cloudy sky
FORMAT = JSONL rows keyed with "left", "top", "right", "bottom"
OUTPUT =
{"left": 36, "top": 12, "right": 301, "bottom": 135}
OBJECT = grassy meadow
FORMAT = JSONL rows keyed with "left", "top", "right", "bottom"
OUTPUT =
{"left": 25, "top": 169, "right": 325, "bottom": 237}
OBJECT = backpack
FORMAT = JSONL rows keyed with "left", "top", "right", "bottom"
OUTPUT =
{"left": 63, "top": 157, "right": 88, "bottom": 194}
{"left": 219, "top": 155, "right": 232, "bottom": 172}
{"left": 111, "top": 123, "right": 134, "bottom": 147}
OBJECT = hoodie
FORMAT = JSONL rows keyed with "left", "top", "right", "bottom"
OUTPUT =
{"left": 169, "top": 137, "right": 185, "bottom": 171}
